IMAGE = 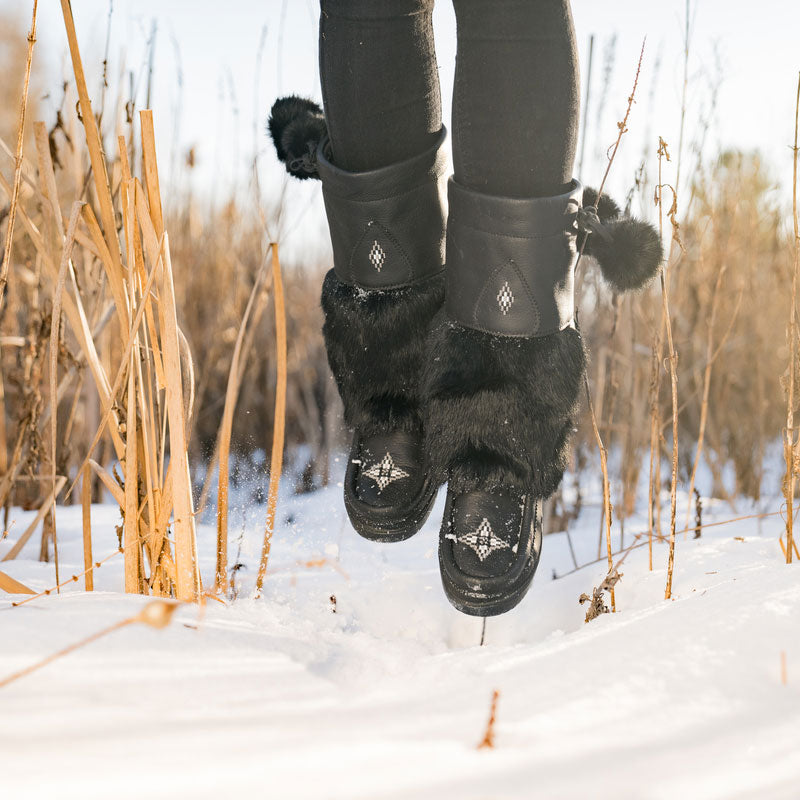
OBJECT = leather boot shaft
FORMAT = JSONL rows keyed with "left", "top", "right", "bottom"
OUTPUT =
{"left": 316, "top": 128, "right": 448, "bottom": 290}
{"left": 444, "top": 178, "right": 583, "bottom": 337}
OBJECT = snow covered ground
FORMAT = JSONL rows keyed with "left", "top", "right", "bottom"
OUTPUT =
{"left": 1, "top": 469, "right": 799, "bottom": 799}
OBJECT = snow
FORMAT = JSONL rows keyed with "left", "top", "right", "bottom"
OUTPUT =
{"left": 1, "top": 472, "right": 799, "bottom": 800}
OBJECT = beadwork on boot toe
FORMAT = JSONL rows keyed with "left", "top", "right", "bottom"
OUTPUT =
{"left": 344, "top": 429, "right": 438, "bottom": 542}
{"left": 439, "top": 488, "right": 543, "bottom": 616}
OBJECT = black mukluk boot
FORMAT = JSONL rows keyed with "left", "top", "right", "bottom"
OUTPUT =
{"left": 424, "top": 179, "right": 662, "bottom": 615}
{"left": 269, "top": 97, "right": 448, "bottom": 541}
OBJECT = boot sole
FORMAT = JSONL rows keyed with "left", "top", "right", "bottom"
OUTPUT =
{"left": 344, "top": 478, "right": 438, "bottom": 542}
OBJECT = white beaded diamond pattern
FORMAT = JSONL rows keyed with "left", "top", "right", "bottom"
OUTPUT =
{"left": 368, "top": 240, "right": 386, "bottom": 272}
{"left": 497, "top": 281, "right": 514, "bottom": 315}
{"left": 457, "top": 517, "right": 511, "bottom": 561}
{"left": 363, "top": 452, "right": 409, "bottom": 490}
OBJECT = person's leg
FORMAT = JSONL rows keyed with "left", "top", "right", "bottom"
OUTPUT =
{"left": 426, "top": 0, "right": 583, "bottom": 615}
{"left": 451, "top": 0, "right": 579, "bottom": 198}
{"left": 288, "top": 0, "right": 448, "bottom": 541}
{"left": 319, "top": 0, "right": 441, "bottom": 172}
{"left": 426, "top": 0, "right": 661, "bottom": 616}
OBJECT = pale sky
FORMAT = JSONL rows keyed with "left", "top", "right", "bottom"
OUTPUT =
{"left": 3, "top": 0, "right": 799, "bottom": 262}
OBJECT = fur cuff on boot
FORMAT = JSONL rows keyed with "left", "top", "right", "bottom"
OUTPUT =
{"left": 322, "top": 270, "right": 445, "bottom": 437}
{"left": 422, "top": 319, "right": 585, "bottom": 497}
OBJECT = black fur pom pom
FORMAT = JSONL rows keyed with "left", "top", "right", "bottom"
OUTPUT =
{"left": 581, "top": 186, "right": 621, "bottom": 222}
{"left": 267, "top": 96, "right": 327, "bottom": 180}
{"left": 580, "top": 186, "right": 663, "bottom": 293}
{"left": 584, "top": 217, "right": 663, "bottom": 293}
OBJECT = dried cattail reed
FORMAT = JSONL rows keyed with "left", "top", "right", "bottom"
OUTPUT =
{"left": 477, "top": 690, "right": 500, "bottom": 749}
{"left": 0, "top": 0, "right": 38, "bottom": 311}
{"left": 2, "top": 6, "right": 198, "bottom": 601}
{"left": 656, "top": 138, "right": 681, "bottom": 601}
{"left": 215, "top": 260, "right": 270, "bottom": 592}
{"left": 784, "top": 73, "right": 800, "bottom": 566}
{"left": 81, "top": 463, "right": 93, "bottom": 591}
{"left": 47, "top": 201, "right": 82, "bottom": 588}
{"left": 577, "top": 39, "right": 646, "bottom": 611}
{"left": 255, "top": 243, "right": 288, "bottom": 594}
{"left": 0, "top": 569, "right": 34, "bottom": 595}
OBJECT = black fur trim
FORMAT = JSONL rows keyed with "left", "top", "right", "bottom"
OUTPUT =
{"left": 267, "top": 96, "right": 327, "bottom": 180}
{"left": 321, "top": 269, "right": 445, "bottom": 436}
{"left": 580, "top": 187, "right": 663, "bottom": 293}
{"left": 422, "top": 320, "right": 586, "bottom": 497}
{"left": 582, "top": 187, "right": 621, "bottom": 222}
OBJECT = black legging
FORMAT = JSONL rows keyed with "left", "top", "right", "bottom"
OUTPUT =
{"left": 319, "top": 0, "right": 579, "bottom": 199}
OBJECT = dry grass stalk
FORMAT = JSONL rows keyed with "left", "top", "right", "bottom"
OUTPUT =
{"left": 657, "top": 138, "right": 681, "bottom": 601}
{"left": 60, "top": 0, "right": 121, "bottom": 275}
{"left": 590, "top": 40, "right": 645, "bottom": 204}
{"left": 557, "top": 508, "right": 787, "bottom": 583}
{"left": 12, "top": 543, "right": 124, "bottom": 608}
{"left": 81, "top": 463, "right": 93, "bottom": 591}
{"left": 646, "top": 12, "right": 689, "bottom": 564}
{"left": 477, "top": 689, "right": 500, "bottom": 749}
{"left": 196, "top": 267, "right": 271, "bottom": 515}
{"left": 0, "top": 0, "right": 38, "bottom": 312}
{"left": 579, "top": 568, "right": 622, "bottom": 623}
{"left": 255, "top": 243, "right": 288, "bottom": 594}
{"left": 576, "top": 39, "right": 645, "bottom": 611}
{"left": 123, "top": 296, "right": 140, "bottom": 594}
{"left": 648, "top": 278, "right": 665, "bottom": 571}
{"left": 585, "top": 384, "right": 616, "bottom": 611}
{"left": 2, "top": 476, "right": 65, "bottom": 562}
{"left": 47, "top": 202, "right": 82, "bottom": 588}
{"left": 0, "top": 570, "right": 34, "bottom": 595}
{"left": 159, "top": 236, "right": 199, "bottom": 600}
{"left": 0, "top": 356, "right": 7, "bottom": 480}
{"left": 0, "top": 600, "right": 179, "bottom": 690}
{"left": 778, "top": 534, "right": 800, "bottom": 560}
{"left": 215, "top": 260, "right": 270, "bottom": 592}
{"left": 784, "top": 73, "right": 800, "bottom": 566}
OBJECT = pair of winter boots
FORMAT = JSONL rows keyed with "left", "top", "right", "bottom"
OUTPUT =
{"left": 269, "top": 97, "right": 662, "bottom": 616}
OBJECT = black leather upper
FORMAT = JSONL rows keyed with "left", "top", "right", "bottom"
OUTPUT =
{"left": 438, "top": 486, "right": 543, "bottom": 616}
{"left": 448, "top": 488, "right": 524, "bottom": 579}
{"left": 444, "top": 178, "right": 583, "bottom": 337}
{"left": 353, "top": 430, "right": 425, "bottom": 509}
{"left": 316, "top": 127, "right": 449, "bottom": 290}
